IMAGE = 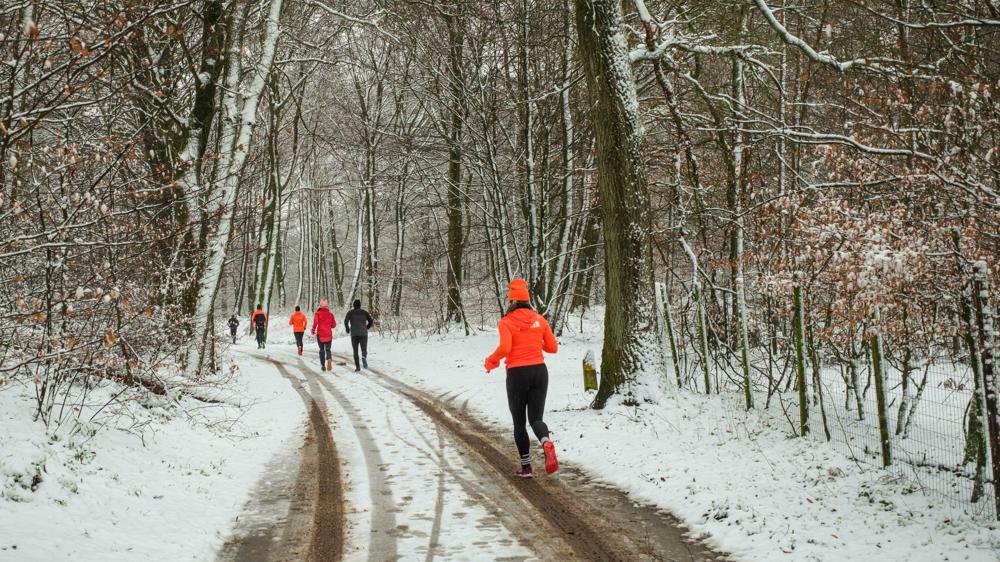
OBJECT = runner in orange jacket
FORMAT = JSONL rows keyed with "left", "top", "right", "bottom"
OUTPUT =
{"left": 251, "top": 305, "right": 268, "bottom": 349}
{"left": 484, "top": 279, "right": 559, "bottom": 478}
{"left": 289, "top": 306, "right": 308, "bottom": 355}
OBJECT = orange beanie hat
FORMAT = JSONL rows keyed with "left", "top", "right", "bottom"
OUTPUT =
{"left": 508, "top": 279, "right": 530, "bottom": 302}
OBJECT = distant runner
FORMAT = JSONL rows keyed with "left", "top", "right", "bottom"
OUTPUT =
{"left": 289, "top": 306, "right": 307, "bottom": 356}
{"left": 484, "top": 279, "right": 559, "bottom": 478}
{"left": 251, "top": 304, "right": 268, "bottom": 349}
{"left": 227, "top": 314, "right": 239, "bottom": 344}
{"left": 344, "top": 299, "right": 373, "bottom": 372}
{"left": 311, "top": 298, "right": 336, "bottom": 371}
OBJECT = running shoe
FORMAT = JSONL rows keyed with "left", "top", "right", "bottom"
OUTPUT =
{"left": 515, "top": 466, "right": 533, "bottom": 479}
{"left": 543, "top": 441, "right": 559, "bottom": 474}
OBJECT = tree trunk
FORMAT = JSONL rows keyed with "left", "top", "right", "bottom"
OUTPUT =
{"left": 444, "top": 10, "right": 467, "bottom": 330}
{"left": 390, "top": 167, "right": 408, "bottom": 316}
{"left": 575, "top": 0, "right": 659, "bottom": 408}
{"left": 186, "top": 0, "right": 284, "bottom": 374}
{"left": 546, "top": 0, "right": 577, "bottom": 335}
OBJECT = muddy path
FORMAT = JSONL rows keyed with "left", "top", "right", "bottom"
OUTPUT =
{"left": 221, "top": 350, "right": 727, "bottom": 561}
{"left": 218, "top": 360, "right": 344, "bottom": 562}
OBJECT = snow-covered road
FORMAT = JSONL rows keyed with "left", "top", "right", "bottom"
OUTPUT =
{"left": 219, "top": 347, "right": 722, "bottom": 561}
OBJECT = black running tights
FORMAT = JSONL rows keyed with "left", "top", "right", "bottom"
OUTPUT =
{"left": 318, "top": 339, "right": 332, "bottom": 368}
{"left": 351, "top": 335, "right": 368, "bottom": 369}
{"left": 506, "top": 363, "right": 550, "bottom": 458}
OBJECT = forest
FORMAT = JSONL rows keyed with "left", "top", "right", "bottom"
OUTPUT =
{"left": 1, "top": 0, "right": 999, "bottom": 515}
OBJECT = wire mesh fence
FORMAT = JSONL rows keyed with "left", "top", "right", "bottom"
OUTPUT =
{"left": 657, "top": 272, "right": 1000, "bottom": 520}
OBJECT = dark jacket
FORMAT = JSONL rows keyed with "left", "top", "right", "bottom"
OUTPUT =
{"left": 228, "top": 317, "right": 239, "bottom": 332}
{"left": 344, "top": 308, "right": 373, "bottom": 337}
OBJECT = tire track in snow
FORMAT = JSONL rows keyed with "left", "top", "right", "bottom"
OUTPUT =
{"left": 294, "top": 359, "right": 399, "bottom": 562}
{"left": 349, "top": 374, "right": 449, "bottom": 561}
{"left": 367, "top": 381, "right": 454, "bottom": 561}
{"left": 308, "top": 355, "right": 543, "bottom": 560}
{"left": 218, "top": 357, "right": 344, "bottom": 562}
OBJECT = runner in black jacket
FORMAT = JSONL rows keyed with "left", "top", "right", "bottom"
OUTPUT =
{"left": 344, "top": 299, "right": 373, "bottom": 371}
{"left": 227, "top": 315, "right": 239, "bottom": 344}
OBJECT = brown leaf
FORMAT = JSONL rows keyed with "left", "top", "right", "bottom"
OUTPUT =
{"left": 105, "top": 330, "right": 117, "bottom": 347}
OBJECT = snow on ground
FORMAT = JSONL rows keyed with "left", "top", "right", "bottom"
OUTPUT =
{"left": 0, "top": 340, "right": 303, "bottom": 561}
{"left": 337, "top": 319, "right": 1000, "bottom": 562}
{"left": 269, "top": 349, "right": 537, "bottom": 560}
{"left": 3, "top": 318, "right": 998, "bottom": 562}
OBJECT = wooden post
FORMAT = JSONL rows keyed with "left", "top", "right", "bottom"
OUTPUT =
{"left": 582, "top": 350, "right": 599, "bottom": 392}
{"left": 971, "top": 261, "right": 1000, "bottom": 520}
{"left": 792, "top": 283, "right": 809, "bottom": 436}
{"left": 870, "top": 307, "right": 892, "bottom": 467}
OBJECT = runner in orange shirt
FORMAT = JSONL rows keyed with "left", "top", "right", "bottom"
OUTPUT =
{"left": 289, "top": 306, "right": 308, "bottom": 355}
{"left": 484, "top": 279, "right": 560, "bottom": 478}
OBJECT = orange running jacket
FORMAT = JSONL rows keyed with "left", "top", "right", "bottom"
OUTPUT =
{"left": 289, "top": 311, "right": 308, "bottom": 333}
{"left": 486, "top": 308, "right": 558, "bottom": 370}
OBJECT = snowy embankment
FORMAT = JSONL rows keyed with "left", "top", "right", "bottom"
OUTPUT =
{"left": 334, "top": 321, "right": 1000, "bottom": 562}
{"left": 0, "top": 349, "right": 302, "bottom": 560}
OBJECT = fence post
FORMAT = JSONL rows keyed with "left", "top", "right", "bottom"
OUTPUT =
{"left": 870, "top": 307, "right": 892, "bottom": 468}
{"left": 793, "top": 282, "right": 809, "bottom": 436}
{"left": 971, "top": 261, "right": 1000, "bottom": 520}
{"left": 736, "top": 272, "right": 754, "bottom": 410}
{"left": 961, "top": 281, "right": 988, "bottom": 503}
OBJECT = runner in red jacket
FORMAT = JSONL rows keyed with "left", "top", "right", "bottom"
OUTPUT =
{"left": 311, "top": 298, "right": 336, "bottom": 371}
{"left": 484, "top": 279, "right": 559, "bottom": 478}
